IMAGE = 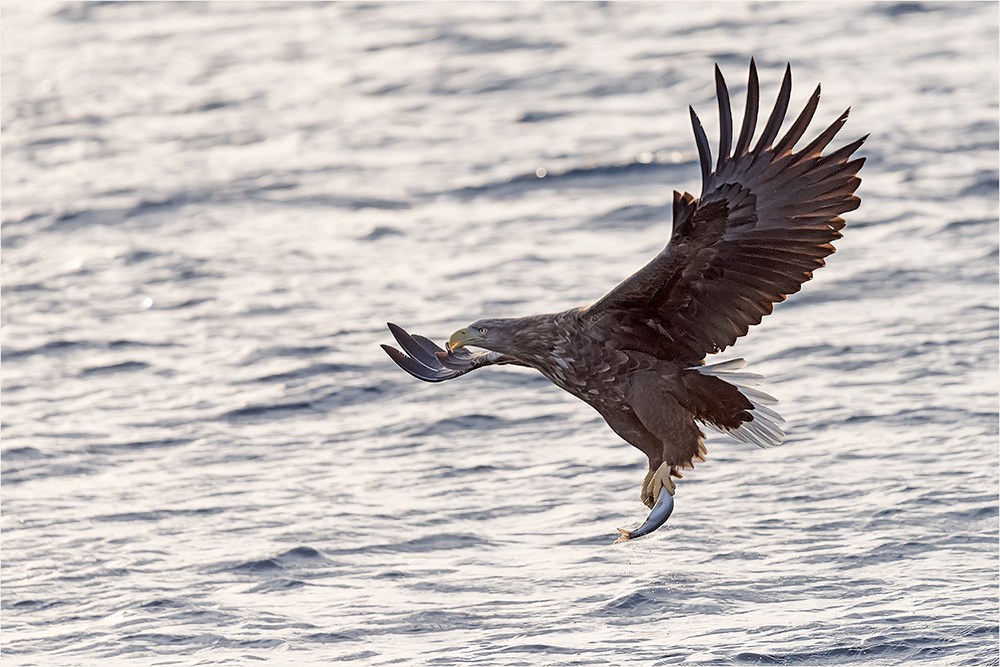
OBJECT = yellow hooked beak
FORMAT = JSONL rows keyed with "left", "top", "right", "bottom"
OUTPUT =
{"left": 447, "top": 327, "right": 483, "bottom": 351}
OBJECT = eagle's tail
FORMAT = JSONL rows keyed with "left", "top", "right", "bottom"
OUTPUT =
{"left": 688, "top": 359, "right": 786, "bottom": 448}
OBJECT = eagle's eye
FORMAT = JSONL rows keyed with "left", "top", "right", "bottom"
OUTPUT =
{"left": 478, "top": 327, "right": 488, "bottom": 335}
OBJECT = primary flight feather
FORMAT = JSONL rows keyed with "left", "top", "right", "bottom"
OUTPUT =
{"left": 382, "top": 60, "right": 866, "bottom": 540}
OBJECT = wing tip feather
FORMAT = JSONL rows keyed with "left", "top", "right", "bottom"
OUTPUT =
{"left": 715, "top": 63, "right": 733, "bottom": 169}
{"left": 754, "top": 63, "right": 793, "bottom": 153}
{"left": 689, "top": 105, "right": 712, "bottom": 190}
{"left": 735, "top": 59, "right": 760, "bottom": 157}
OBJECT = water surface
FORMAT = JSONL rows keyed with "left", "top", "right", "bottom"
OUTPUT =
{"left": 2, "top": 2, "right": 997, "bottom": 665}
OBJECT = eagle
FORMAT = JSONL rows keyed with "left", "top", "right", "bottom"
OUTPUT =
{"left": 382, "top": 60, "right": 866, "bottom": 540}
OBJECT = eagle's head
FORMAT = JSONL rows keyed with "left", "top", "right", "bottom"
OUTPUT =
{"left": 447, "top": 318, "right": 517, "bottom": 355}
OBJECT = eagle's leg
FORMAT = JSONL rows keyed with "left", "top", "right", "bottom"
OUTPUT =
{"left": 640, "top": 461, "right": 677, "bottom": 509}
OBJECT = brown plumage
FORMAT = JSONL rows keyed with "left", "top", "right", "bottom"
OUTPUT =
{"left": 383, "top": 60, "right": 865, "bottom": 533}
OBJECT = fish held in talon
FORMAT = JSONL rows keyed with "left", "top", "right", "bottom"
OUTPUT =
{"left": 616, "top": 487, "right": 675, "bottom": 543}
{"left": 382, "top": 59, "right": 866, "bottom": 541}
{"left": 617, "top": 462, "right": 677, "bottom": 542}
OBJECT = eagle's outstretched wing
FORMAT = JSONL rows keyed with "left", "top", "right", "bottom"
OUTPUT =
{"left": 382, "top": 322, "right": 528, "bottom": 382}
{"left": 586, "top": 59, "right": 866, "bottom": 363}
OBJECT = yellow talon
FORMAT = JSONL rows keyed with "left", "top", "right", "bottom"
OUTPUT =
{"left": 640, "top": 462, "right": 677, "bottom": 508}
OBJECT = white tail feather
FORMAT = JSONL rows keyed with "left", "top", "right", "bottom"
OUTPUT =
{"left": 691, "top": 358, "right": 786, "bottom": 448}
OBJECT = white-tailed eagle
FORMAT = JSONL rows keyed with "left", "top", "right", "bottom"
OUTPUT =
{"left": 383, "top": 60, "right": 866, "bottom": 540}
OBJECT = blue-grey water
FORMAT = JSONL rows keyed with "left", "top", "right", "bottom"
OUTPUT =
{"left": 2, "top": 2, "right": 998, "bottom": 665}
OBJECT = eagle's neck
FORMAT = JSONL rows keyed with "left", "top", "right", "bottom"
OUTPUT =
{"left": 501, "top": 310, "right": 585, "bottom": 376}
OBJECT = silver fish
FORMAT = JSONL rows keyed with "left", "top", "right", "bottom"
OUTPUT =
{"left": 615, "top": 491, "right": 674, "bottom": 542}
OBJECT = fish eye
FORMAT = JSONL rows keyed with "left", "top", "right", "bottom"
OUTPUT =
{"left": 478, "top": 327, "right": 488, "bottom": 335}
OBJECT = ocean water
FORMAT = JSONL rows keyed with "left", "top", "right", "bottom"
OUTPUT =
{"left": 2, "top": 2, "right": 997, "bottom": 665}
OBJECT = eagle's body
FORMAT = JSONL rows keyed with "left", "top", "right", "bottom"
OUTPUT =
{"left": 383, "top": 60, "right": 866, "bottom": 539}
{"left": 476, "top": 310, "right": 630, "bottom": 406}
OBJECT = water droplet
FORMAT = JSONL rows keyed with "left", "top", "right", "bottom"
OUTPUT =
{"left": 535, "top": 167, "right": 547, "bottom": 178}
